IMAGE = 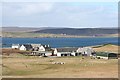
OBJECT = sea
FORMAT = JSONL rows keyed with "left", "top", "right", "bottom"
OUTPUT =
{"left": 2, "top": 37, "right": 119, "bottom": 48}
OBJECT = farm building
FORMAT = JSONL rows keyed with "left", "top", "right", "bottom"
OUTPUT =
{"left": 19, "top": 44, "right": 33, "bottom": 51}
{"left": 96, "top": 52, "right": 118, "bottom": 59}
{"left": 12, "top": 44, "right": 21, "bottom": 49}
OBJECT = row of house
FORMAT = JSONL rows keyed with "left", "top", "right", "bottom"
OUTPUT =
{"left": 12, "top": 44, "right": 50, "bottom": 51}
{"left": 12, "top": 44, "right": 94, "bottom": 57}
{"left": 31, "top": 47, "right": 95, "bottom": 57}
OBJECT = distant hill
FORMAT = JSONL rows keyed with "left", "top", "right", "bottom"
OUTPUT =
{"left": 2, "top": 27, "right": 56, "bottom": 32}
{"left": 33, "top": 28, "right": 118, "bottom": 36}
{"left": 2, "top": 27, "right": 41, "bottom": 32}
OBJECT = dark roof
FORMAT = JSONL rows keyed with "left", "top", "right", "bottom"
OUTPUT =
{"left": 23, "top": 44, "right": 32, "bottom": 49}
{"left": 57, "top": 47, "right": 78, "bottom": 52}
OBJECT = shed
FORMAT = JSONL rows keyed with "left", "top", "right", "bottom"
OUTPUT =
{"left": 96, "top": 52, "right": 118, "bottom": 59}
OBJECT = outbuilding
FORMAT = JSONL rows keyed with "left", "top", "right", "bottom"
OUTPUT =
{"left": 96, "top": 52, "right": 118, "bottom": 59}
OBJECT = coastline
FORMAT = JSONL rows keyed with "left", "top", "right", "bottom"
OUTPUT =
{"left": 2, "top": 32, "right": 118, "bottom": 38}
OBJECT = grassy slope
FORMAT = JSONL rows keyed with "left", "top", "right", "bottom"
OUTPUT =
{"left": 93, "top": 44, "right": 119, "bottom": 53}
{"left": 2, "top": 54, "right": 118, "bottom": 78}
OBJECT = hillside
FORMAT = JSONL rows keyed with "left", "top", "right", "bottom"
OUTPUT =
{"left": 33, "top": 28, "right": 118, "bottom": 36}
{"left": 2, "top": 27, "right": 57, "bottom": 32}
{"left": 92, "top": 44, "right": 119, "bottom": 53}
{"left": 2, "top": 27, "right": 119, "bottom": 38}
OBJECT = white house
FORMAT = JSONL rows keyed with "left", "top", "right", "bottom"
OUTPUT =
{"left": 82, "top": 47, "right": 94, "bottom": 56}
{"left": 38, "top": 45, "right": 45, "bottom": 51}
{"left": 12, "top": 44, "right": 20, "bottom": 49}
{"left": 19, "top": 44, "right": 32, "bottom": 51}
{"left": 31, "top": 44, "right": 50, "bottom": 52}
{"left": 76, "top": 48, "right": 83, "bottom": 53}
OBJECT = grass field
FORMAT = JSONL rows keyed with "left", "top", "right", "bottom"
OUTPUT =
{"left": 2, "top": 54, "right": 118, "bottom": 78}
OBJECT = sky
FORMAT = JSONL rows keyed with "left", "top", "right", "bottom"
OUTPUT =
{"left": 1, "top": 0, "right": 119, "bottom": 28}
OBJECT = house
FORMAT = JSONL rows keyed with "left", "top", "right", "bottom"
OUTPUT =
{"left": 38, "top": 45, "right": 46, "bottom": 51}
{"left": 56, "top": 47, "right": 80, "bottom": 57}
{"left": 31, "top": 44, "right": 51, "bottom": 52}
{"left": 19, "top": 44, "right": 33, "bottom": 51}
{"left": 77, "top": 47, "right": 94, "bottom": 56}
{"left": 31, "top": 44, "right": 45, "bottom": 51}
{"left": 12, "top": 44, "right": 21, "bottom": 49}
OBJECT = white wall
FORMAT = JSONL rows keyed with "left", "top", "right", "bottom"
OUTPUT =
{"left": 71, "top": 52, "right": 76, "bottom": 56}
{"left": 54, "top": 48, "right": 58, "bottom": 55}
{"left": 45, "top": 52, "right": 52, "bottom": 56}
{"left": 57, "top": 53, "right": 61, "bottom": 57}
{"left": 12, "top": 45, "right": 20, "bottom": 49}
{"left": 19, "top": 45, "right": 26, "bottom": 51}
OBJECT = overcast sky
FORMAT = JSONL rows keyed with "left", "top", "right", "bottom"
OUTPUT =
{"left": 1, "top": 0, "right": 118, "bottom": 28}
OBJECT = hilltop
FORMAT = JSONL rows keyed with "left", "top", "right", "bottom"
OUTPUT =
{"left": 33, "top": 28, "right": 118, "bottom": 36}
{"left": 2, "top": 27, "right": 119, "bottom": 38}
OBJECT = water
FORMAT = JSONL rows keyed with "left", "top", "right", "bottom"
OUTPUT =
{"left": 2, "top": 37, "right": 118, "bottom": 48}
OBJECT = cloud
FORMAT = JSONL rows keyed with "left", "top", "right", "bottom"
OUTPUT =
{"left": 2, "top": 2, "right": 118, "bottom": 28}
{"left": 3, "top": 2, "right": 54, "bottom": 16}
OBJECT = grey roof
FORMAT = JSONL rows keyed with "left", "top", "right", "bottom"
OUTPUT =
{"left": 57, "top": 47, "right": 78, "bottom": 52}
{"left": 12, "top": 44, "right": 21, "bottom": 46}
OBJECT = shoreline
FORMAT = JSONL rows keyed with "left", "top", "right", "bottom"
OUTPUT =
{"left": 2, "top": 32, "right": 118, "bottom": 38}
{"left": 1, "top": 36, "right": 119, "bottom": 38}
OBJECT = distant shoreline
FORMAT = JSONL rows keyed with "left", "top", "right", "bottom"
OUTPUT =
{"left": 2, "top": 31, "right": 118, "bottom": 38}
{"left": 1, "top": 35, "right": 118, "bottom": 38}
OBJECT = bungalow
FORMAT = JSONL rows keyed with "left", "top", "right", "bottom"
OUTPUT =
{"left": 56, "top": 47, "right": 80, "bottom": 57}
{"left": 19, "top": 44, "right": 33, "bottom": 51}
{"left": 12, "top": 44, "right": 21, "bottom": 49}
